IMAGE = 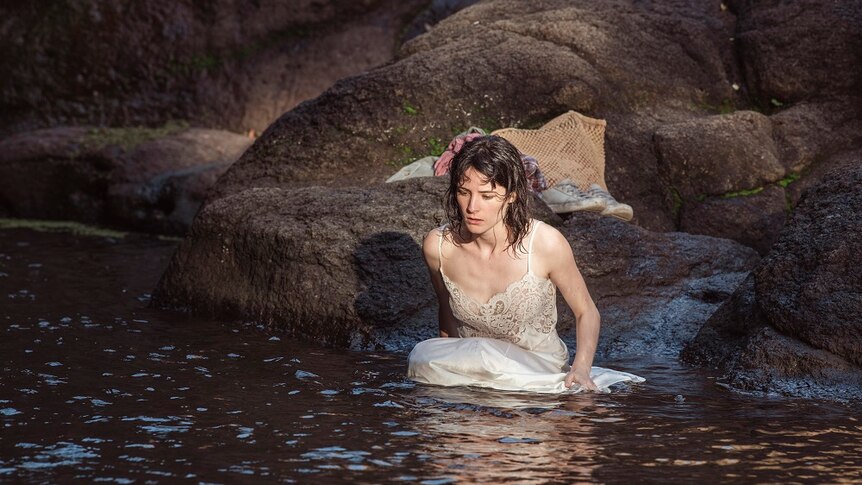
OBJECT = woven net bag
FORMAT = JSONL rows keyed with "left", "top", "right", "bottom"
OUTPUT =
{"left": 492, "top": 111, "right": 607, "bottom": 190}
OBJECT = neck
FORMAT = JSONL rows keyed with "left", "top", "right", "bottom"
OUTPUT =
{"left": 460, "top": 219, "right": 512, "bottom": 256}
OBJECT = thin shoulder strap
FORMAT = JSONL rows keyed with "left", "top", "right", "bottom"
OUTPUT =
{"left": 437, "top": 224, "right": 448, "bottom": 273}
{"left": 527, "top": 220, "right": 542, "bottom": 272}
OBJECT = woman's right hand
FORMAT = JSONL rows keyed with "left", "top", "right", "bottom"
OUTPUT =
{"left": 564, "top": 366, "right": 598, "bottom": 391}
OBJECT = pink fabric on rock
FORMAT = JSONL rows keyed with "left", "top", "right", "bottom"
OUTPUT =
{"left": 432, "top": 133, "right": 549, "bottom": 192}
{"left": 433, "top": 133, "right": 485, "bottom": 176}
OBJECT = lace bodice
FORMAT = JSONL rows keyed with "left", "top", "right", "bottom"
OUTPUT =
{"left": 438, "top": 221, "right": 565, "bottom": 354}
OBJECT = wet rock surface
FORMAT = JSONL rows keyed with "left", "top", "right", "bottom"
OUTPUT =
{"left": 0, "top": 126, "right": 251, "bottom": 235}
{"left": 558, "top": 213, "right": 758, "bottom": 358}
{"left": 683, "top": 160, "right": 862, "bottom": 400}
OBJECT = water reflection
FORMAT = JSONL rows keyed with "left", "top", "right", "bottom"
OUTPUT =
{"left": 407, "top": 389, "right": 593, "bottom": 483}
{"left": 1, "top": 227, "right": 862, "bottom": 483}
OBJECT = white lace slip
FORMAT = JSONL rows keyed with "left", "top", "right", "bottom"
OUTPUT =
{"left": 439, "top": 221, "right": 559, "bottom": 351}
{"left": 408, "top": 219, "right": 646, "bottom": 393}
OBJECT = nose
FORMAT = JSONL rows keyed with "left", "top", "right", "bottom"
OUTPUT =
{"left": 466, "top": 194, "right": 478, "bottom": 213}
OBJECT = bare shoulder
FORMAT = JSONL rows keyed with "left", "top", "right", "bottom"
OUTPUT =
{"left": 531, "top": 221, "right": 572, "bottom": 257}
{"left": 530, "top": 221, "right": 575, "bottom": 276}
{"left": 422, "top": 226, "right": 445, "bottom": 267}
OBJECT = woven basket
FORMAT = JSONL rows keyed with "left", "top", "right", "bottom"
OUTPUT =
{"left": 492, "top": 111, "right": 607, "bottom": 190}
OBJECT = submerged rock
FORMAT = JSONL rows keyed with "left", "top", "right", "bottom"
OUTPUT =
{"left": 683, "top": 160, "right": 862, "bottom": 400}
{"left": 0, "top": 126, "right": 251, "bottom": 235}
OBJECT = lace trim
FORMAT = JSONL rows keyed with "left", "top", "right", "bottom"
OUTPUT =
{"left": 443, "top": 272, "right": 558, "bottom": 345}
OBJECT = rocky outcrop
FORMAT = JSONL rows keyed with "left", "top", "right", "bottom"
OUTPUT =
{"left": 203, "top": 0, "right": 860, "bottom": 241}
{"left": 0, "top": 126, "right": 250, "bottom": 234}
{"left": 645, "top": 0, "right": 862, "bottom": 252}
{"left": 660, "top": 97, "right": 862, "bottom": 253}
{"left": 683, "top": 159, "right": 862, "bottom": 400}
{"left": 0, "top": 0, "right": 429, "bottom": 136}
{"left": 6, "top": 0, "right": 859, "bottom": 253}
{"left": 154, "top": 176, "right": 758, "bottom": 356}
{"left": 150, "top": 0, "right": 859, "bottom": 361}
{"left": 209, "top": 0, "right": 741, "bottom": 231}
{"left": 654, "top": 111, "right": 791, "bottom": 254}
{"left": 731, "top": 0, "right": 862, "bottom": 104}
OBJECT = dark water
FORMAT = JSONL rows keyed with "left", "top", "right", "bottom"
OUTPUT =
{"left": 2, "top": 225, "right": 861, "bottom": 484}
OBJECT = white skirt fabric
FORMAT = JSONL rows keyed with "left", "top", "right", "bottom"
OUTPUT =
{"left": 408, "top": 337, "right": 644, "bottom": 394}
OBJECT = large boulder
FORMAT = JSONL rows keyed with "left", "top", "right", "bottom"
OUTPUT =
{"left": 731, "top": 0, "right": 862, "bottom": 104}
{"left": 771, "top": 98, "right": 862, "bottom": 175}
{"left": 654, "top": 111, "right": 783, "bottom": 199}
{"left": 153, "top": 176, "right": 758, "bottom": 355}
{"left": 0, "top": 126, "right": 251, "bottom": 234}
{"left": 683, "top": 159, "right": 862, "bottom": 400}
{"left": 0, "top": 0, "right": 429, "bottom": 136}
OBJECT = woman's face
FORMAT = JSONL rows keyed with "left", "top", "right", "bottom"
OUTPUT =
{"left": 456, "top": 167, "right": 511, "bottom": 235}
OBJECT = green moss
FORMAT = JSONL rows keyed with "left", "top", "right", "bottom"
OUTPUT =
{"left": 387, "top": 125, "right": 493, "bottom": 167}
{"left": 478, "top": 116, "right": 502, "bottom": 133}
{"left": 784, "top": 193, "right": 795, "bottom": 216}
{"left": 427, "top": 137, "right": 445, "bottom": 157}
{"left": 721, "top": 187, "right": 764, "bottom": 198}
{"left": 83, "top": 120, "right": 189, "bottom": 152}
{"left": 0, "top": 218, "right": 128, "bottom": 238}
{"left": 168, "top": 25, "right": 316, "bottom": 77}
{"left": 157, "top": 235, "right": 184, "bottom": 242}
{"left": 777, "top": 172, "right": 800, "bottom": 187}
{"left": 402, "top": 101, "right": 419, "bottom": 116}
{"left": 388, "top": 145, "right": 417, "bottom": 167}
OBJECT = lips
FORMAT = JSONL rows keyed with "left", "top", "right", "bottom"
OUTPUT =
{"left": 466, "top": 217, "right": 483, "bottom": 225}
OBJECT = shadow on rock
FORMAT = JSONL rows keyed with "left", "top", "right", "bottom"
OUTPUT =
{"left": 353, "top": 231, "right": 436, "bottom": 350}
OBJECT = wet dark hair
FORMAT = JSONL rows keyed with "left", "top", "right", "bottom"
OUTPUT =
{"left": 445, "top": 135, "right": 531, "bottom": 252}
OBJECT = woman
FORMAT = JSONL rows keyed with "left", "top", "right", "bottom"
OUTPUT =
{"left": 407, "top": 136, "right": 643, "bottom": 393}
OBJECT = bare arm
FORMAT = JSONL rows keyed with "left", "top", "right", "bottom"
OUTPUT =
{"left": 538, "top": 225, "right": 600, "bottom": 390}
{"left": 422, "top": 229, "right": 459, "bottom": 338}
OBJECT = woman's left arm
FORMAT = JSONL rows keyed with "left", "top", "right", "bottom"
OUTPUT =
{"left": 539, "top": 226, "right": 600, "bottom": 391}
